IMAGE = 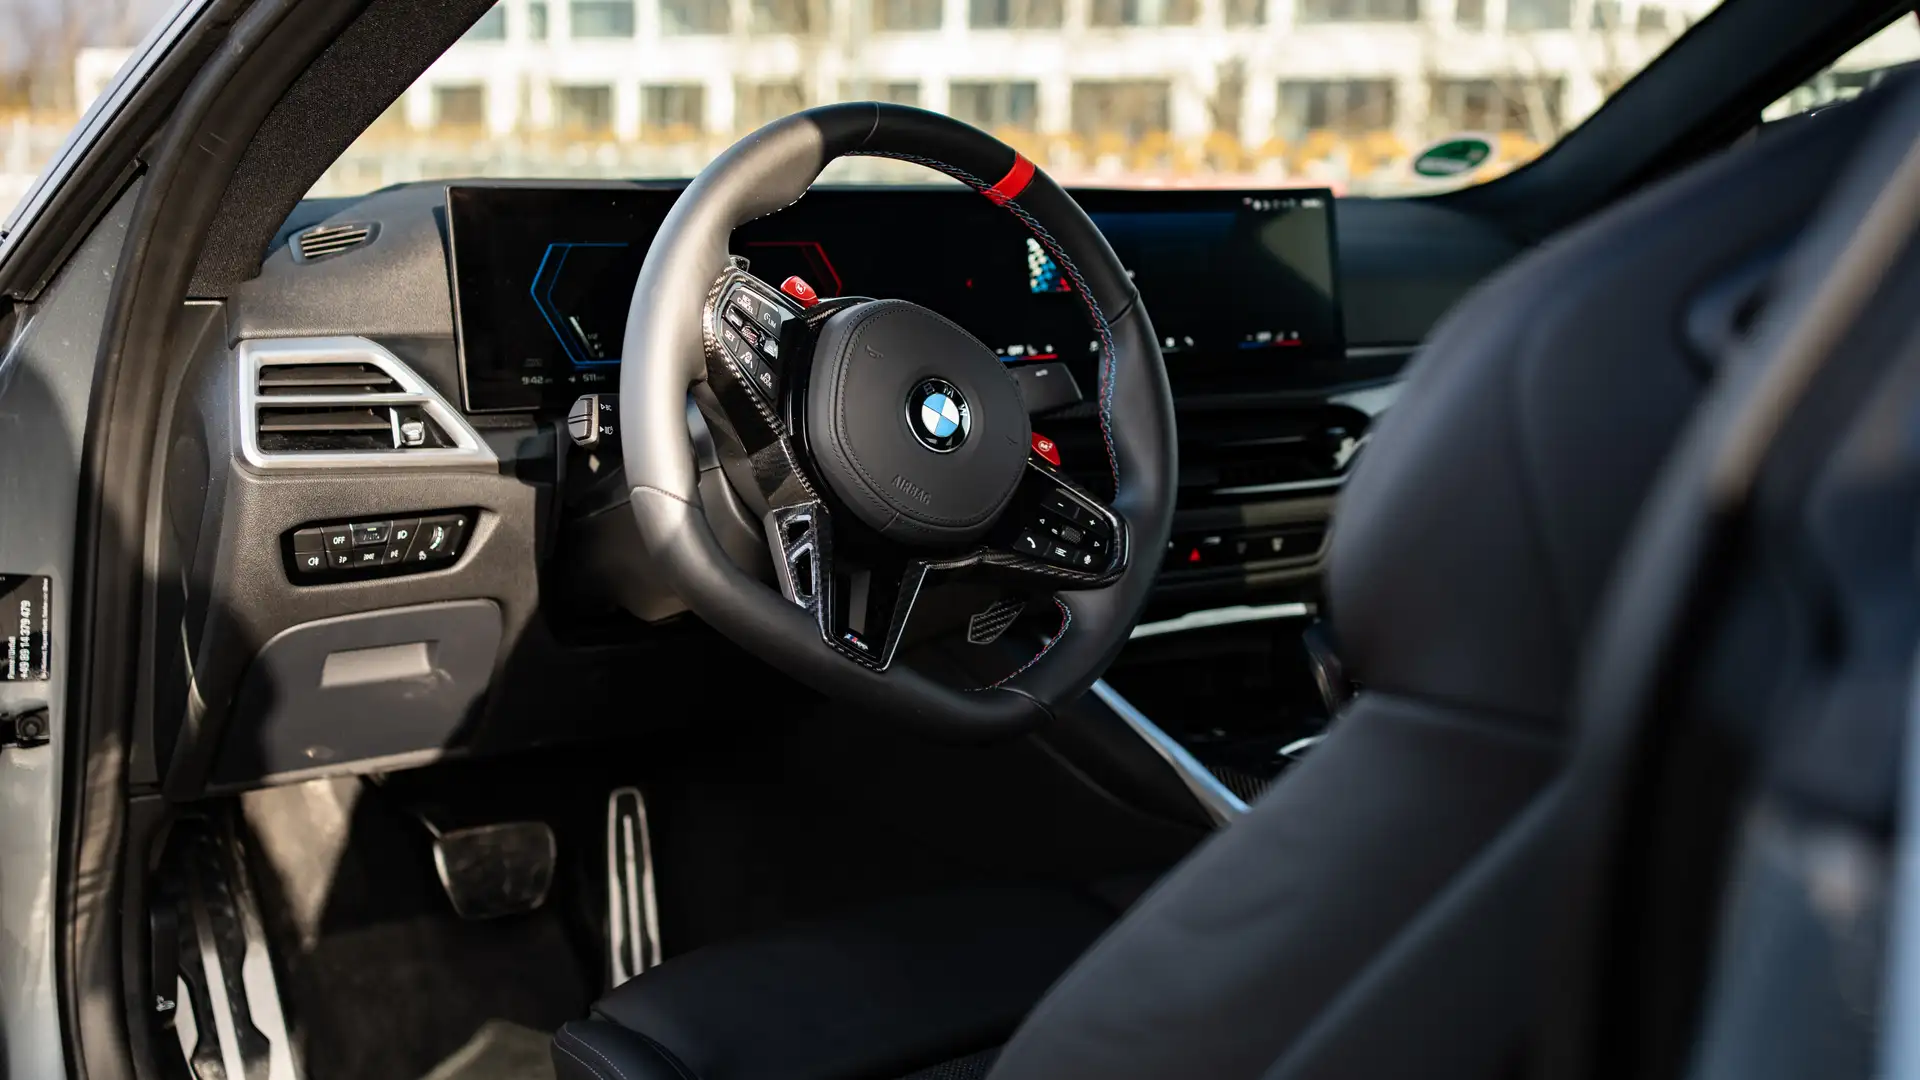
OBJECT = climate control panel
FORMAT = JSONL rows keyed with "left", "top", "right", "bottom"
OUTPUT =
{"left": 285, "top": 510, "right": 473, "bottom": 582}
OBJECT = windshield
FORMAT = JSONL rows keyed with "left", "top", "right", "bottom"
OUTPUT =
{"left": 313, "top": 0, "right": 1727, "bottom": 195}
{"left": 7, "top": 0, "right": 1729, "bottom": 220}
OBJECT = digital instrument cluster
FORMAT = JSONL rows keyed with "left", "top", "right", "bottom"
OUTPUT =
{"left": 447, "top": 183, "right": 1344, "bottom": 414}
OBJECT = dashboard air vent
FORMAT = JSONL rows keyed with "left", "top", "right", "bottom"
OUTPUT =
{"left": 256, "top": 362, "right": 398, "bottom": 396}
{"left": 239, "top": 338, "right": 495, "bottom": 469}
{"left": 294, "top": 222, "right": 375, "bottom": 262}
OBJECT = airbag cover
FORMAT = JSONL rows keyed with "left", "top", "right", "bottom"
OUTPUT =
{"left": 805, "top": 299, "right": 1030, "bottom": 546}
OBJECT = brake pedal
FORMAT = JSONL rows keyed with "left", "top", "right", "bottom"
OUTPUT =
{"left": 607, "top": 787, "right": 662, "bottom": 985}
{"left": 430, "top": 821, "right": 557, "bottom": 920}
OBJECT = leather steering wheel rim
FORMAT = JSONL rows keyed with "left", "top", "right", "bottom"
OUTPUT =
{"left": 619, "top": 103, "right": 1176, "bottom": 738}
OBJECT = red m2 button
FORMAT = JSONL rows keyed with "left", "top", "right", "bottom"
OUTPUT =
{"left": 1031, "top": 433, "right": 1060, "bottom": 467}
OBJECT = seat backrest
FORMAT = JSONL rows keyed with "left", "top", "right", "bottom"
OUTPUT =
{"left": 984, "top": 91, "right": 1898, "bottom": 1080}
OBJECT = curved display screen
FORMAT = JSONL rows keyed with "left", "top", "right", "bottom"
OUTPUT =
{"left": 448, "top": 183, "right": 1343, "bottom": 413}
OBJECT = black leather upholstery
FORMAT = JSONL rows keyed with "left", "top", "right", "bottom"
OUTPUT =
{"left": 566, "top": 94, "right": 1895, "bottom": 1080}
{"left": 553, "top": 888, "right": 1111, "bottom": 1080}
{"left": 983, "top": 92, "right": 1894, "bottom": 1080}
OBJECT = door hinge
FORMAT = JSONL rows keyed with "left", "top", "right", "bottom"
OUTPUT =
{"left": 0, "top": 706, "right": 50, "bottom": 749}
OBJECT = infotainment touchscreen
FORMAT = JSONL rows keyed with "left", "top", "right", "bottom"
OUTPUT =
{"left": 448, "top": 183, "right": 1344, "bottom": 413}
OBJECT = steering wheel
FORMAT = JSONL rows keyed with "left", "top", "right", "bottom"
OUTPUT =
{"left": 619, "top": 104, "right": 1176, "bottom": 737}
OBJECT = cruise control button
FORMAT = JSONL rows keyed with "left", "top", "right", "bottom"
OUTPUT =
{"left": 735, "top": 319, "right": 766, "bottom": 352}
{"left": 1041, "top": 491, "right": 1080, "bottom": 521}
{"left": 738, "top": 354, "right": 776, "bottom": 396}
{"left": 350, "top": 521, "right": 391, "bottom": 546}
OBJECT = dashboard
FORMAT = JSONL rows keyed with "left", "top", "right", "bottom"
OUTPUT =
{"left": 445, "top": 184, "right": 1347, "bottom": 414}
{"left": 144, "top": 177, "right": 1514, "bottom": 795}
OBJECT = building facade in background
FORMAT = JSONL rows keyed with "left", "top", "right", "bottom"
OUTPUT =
{"left": 321, "top": 0, "right": 1720, "bottom": 192}
{"left": 11, "top": 0, "right": 1915, "bottom": 214}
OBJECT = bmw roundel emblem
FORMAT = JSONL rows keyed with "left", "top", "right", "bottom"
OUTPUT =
{"left": 908, "top": 378, "right": 971, "bottom": 453}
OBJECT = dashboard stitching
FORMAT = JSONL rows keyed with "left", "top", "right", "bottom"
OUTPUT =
{"left": 846, "top": 150, "right": 1121, "bottom": 495}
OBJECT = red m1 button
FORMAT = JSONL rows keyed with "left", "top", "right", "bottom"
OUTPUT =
{"left": 779, "top": 275, "right": 820, "bottom": 308}
{"left": 1031, "top": 433, "right": 1060, "bottom": 467}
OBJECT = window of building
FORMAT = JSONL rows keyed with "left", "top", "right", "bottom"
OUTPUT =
{"left": 1454, "top": 0, "right": 1484, "bottom": 29}
{"left": 1428, "top": 77, "right": 1563, "bottom": 137}
{"left": 555, "top": 84, "right": 615, "bottom": 132}
{"left": 737, "top": 80, "right": 808, "bottom": 129}
{"left": 1295, "top": 0, "right": 1418, "bottom": 22}
{"left": 753, "top": 0, "right": 817, "bottom": 32}
{"left": 874, "top": 0, "right": 943, "bottom": 30}
{"left": 570, "top": 0, "right": 635, "bottom": 37}
{"left": 1071, "top": 80, "right": 1171, "bottom": 142}
{"left": 967, "top": 0, "right": 1064, "bottom": 30}
{"left": 1088, "top": 0, "right": 1199, "bottom": 28}
{"left": 1223, "top": 0, "right": 1264, "bottom": 27}
{"left": 528, "top": 1, "right": 550, "bottom": 38}
{"left": 1507, "top": 0, "right": 1571, "bottom": 30}
{"left": 949, "top": 81, "right": 1040, "bottom": 130}
{"left": 840, "top": 80, "right": 922, "bottom": 106}
{"left": 433, "top": 84, "right": 488, "bottom": 128}
{"left": 642, "top": 85, "right": 705, "bottom": 137}
{"left": 465, "top": 5, "right": 508, "bottom": 40}
{"left": 662, "top": 0, "right": 730, "bottom": 32}
{"left": 1636, "top": 4, "right": 1670, "bottom": 32}
{"left": 1275, "top": 80, "right": 1394, "bottom": 141}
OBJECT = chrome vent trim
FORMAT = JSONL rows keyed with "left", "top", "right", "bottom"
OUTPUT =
{"left": 237, "top": 337, "right": 496, "bottom": 471}
{"left": 293, "top": 223, "right": 376, "bottom": 261}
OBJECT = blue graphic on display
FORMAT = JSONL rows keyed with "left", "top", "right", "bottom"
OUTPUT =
{"left": 530, "top": 241, "right": 630, "bottom": 366}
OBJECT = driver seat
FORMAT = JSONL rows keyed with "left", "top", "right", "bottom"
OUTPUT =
{"left": 550, "top": 92, "right": 1895, "bottom": 1080}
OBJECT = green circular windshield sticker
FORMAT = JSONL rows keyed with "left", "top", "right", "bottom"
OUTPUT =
{"left": 1413, "top": 136, "right": 1494, "bottom": 178}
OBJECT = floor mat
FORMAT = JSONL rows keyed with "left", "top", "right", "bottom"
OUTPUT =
{"left": 243, "top": 779, "right": 589, "bottom": 1080}
{"left": 420, "top": 1020, "right": 556, "bottom": 1080}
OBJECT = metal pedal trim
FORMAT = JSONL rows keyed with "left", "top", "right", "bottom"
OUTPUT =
{"left": 607, "top": 787, "right": 662, "bottom": 986}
